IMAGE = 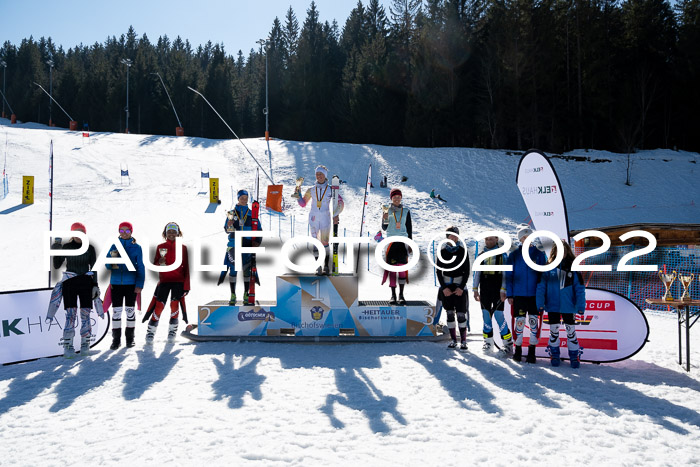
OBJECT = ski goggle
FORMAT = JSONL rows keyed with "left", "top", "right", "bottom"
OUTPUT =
{"left": 119, "top": 228, "right": 132, "bottom": 234}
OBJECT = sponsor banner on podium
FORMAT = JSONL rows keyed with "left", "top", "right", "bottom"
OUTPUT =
{"left": 0, "top": 288, "right": 110, "bottom": 365}
{"left": 198, "top": 275, "right": 437, "bottom": 338}
{"left": 500, "top": 287, "right": 649, "bottom": 363}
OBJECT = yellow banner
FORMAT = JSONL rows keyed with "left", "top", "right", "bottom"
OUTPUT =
{"left": 209, "top": 177, "right": 219, "bottom": 203}
{"left": 22, "top": 176, "right": 34, "bottom": 204}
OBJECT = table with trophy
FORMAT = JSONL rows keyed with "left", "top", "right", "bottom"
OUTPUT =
{"left": 646, "top": 271, "right": 699, "bottom": 372}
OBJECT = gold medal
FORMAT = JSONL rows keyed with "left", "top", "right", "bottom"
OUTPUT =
{"left": 315, "top": 184, "right": 329, "bottom": 210}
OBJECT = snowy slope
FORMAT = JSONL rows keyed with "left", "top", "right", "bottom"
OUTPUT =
{"left": 1, "top": 120, "right": 699, "bottom": 465}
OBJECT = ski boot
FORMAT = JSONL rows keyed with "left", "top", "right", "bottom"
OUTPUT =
{"left": 389, "top": 293, "right": 398, "bottom": 306}
{"left": 482, "top": 340, "right": 493, "bottom": 352}
{"left": 63, "top": 342, "right": 76, "bottom": 359}
{"left": 526, "top": 345, "right": 537, "bottom": 364}
{"left": 167, "top": 321, "right": 179, "bottom": 343}
{"left": 109, "top": 328, "right": 122, "bottom": 350}
{"left": 322, "top": 256, "right": 330, "bottom": 275}
{"left": 125, "top": 327, "right": 135, "bottom": 348}
{"left": 546, "top": 345, "right": 561, "bottom": 367}
{"left": 501, "top": 335, "right": 514, "bottom": 355}
{"left": 448, "top": 340, "right": 458, "bottom": 349}
{"left": 80, "top": 337, "right": 98, "bottom": 357}
{"left": 569, "top": 348, "right": 582, "bottom": 368}
{"left": 513, "top": 345, "right": 522, "bottom": 362}
{"left": 145, "top": 323, "right": 157, "bottom": 345}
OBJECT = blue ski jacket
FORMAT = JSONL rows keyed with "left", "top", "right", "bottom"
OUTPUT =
{"left": 505, "top": 245, "right": 546, "bottom": 297}
{"left": 536, "top": 266, "right": 586, "bottom": 314}
{"left": 106, "top": 237, "right": 145, "bottom": 289}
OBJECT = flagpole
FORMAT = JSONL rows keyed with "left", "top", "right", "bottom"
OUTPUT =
{"left": 356, "top": 164, "right": 372, "bottom": 275}
{"left": 48, "top": 140, "right": 54, "bottom": 288}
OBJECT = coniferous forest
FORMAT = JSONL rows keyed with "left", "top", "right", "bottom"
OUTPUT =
{"left": 1, "top": 0, "right": 699, "bottom": 153}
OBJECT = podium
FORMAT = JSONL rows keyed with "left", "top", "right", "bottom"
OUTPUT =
{"left": 187, "top": 275, "right": 445, "bottom": 342}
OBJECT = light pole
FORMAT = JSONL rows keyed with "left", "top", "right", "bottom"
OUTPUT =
{"left": 0, "top": 60, "right": 6, "bottom": 118}
{"left": 256, "top": 39, "right": 269, "bottom": 141}
{"left": 46, "top": 59, "right": 54, "bottom": 126}
{"left": 121, "top": 58, "right": 132, "bottom": 133}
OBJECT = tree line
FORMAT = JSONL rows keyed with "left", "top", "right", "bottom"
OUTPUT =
{"left": 1, "top": 0, "right": 698, "bottom": 153}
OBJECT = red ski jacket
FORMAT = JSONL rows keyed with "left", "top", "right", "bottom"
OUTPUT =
{"left": 154, "top": 238, "right": 190, "bottom": 291}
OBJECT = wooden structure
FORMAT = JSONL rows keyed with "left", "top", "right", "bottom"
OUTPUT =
{"left": 571, "top": 223, "right": 700, "bottom": 247}
{"left": 646, "top": 298, "right": 700, "bottom": 372}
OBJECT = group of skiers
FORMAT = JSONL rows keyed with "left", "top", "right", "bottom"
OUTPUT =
{"left": 49, "top": 166, "right": 585, "bottom": 368}
{"left": 436, "top": 223, "right": 585, "bottom": 367}
{"left": 49, "top": 221, "right": 191, "bottom": 357}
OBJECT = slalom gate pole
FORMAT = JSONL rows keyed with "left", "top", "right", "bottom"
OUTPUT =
{"left": 48, "top": 141, "right": 54, "bottom": 288}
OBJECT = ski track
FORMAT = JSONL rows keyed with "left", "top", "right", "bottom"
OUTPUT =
{"left": 1, "top": 120, "right": 699, "bottom": 465}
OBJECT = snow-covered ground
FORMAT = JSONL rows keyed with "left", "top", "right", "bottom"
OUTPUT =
{"left": 1, "top": 119, "right": 699, "bottom": 465}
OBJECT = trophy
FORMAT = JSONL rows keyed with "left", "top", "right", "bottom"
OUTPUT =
{"left": 110, "top": 249, "right": 120, "bottom": 269}
{"left": 658, "top": 270, "right": 677, "bottom": 301}
{"left": 679, "top": 272, "right": 695, "bottom": 301}
{"left": 158, "top": 248, "right": 168, "bottom": 266}
{"left": 291, "top": 176, "right": 304, "bottom": 198}
{"left": 382, "top": 204, "right": 390, "bottom": 215}
{"left": 225, "top": 210, "right": 237, "bottom": 233}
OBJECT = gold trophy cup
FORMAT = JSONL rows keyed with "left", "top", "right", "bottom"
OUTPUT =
{"left": 226, "top": 210, "right": 236, "bottom": 233}
{"left": 110, "top": 249, "right": 120, "bottom": 269}
{"left": 679, "top": 272, "right": 695, "bottom": 301}
{"left": 158, "top": 248, "right": 168, "bottom": 266}
{"left": 291, "top": 176, "right": 304, "bottom": 198}
{"left": 658, "top": 270, "right": 677, "bottom": 301}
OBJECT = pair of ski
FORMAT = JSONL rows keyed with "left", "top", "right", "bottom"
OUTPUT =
{"left": 249, "top": 168, "right": 260, "bottom": 304}
{"left": 330, "top": 175, "right": 341, "bottom": 275}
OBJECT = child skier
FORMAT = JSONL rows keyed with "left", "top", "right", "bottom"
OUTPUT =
{"left": 436, "top": 226, "right": 470, "bottom": 350}
{"left": 146, "top": 222, "right": 190, "bottom": 344}
{"left": 49, "top": 222, "right": 103, "bottom": 357}
{"left": 506, "top": 224, "right": 547, "bottom": 363}
{"left": 537, "top": 242, "right": 586, "bottom": 368}
{"left": 293, "top": 165, "right": 344, "bottom": 275}
{"left": 430, "top": 188, "right": 447, "bottom": 202}
{"left": 473, "top": 235, "right": 514, "bottom": 353}
{"left": 105, "top": 221, "right": 145, "bottom": 349}
{"left": 381, "top": 188, "right": 413, "bottom": 305}
{"left": 218, "top": 190, "right": 260, "bottom": 304}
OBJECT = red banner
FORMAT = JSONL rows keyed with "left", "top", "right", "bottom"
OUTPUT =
{"left": 501, "top": 288, "right": 649, "bottom": 363}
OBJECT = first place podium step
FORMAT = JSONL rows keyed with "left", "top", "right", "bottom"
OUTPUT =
{"left": 193, "top": 274, "right": 444, "bottom": 341}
